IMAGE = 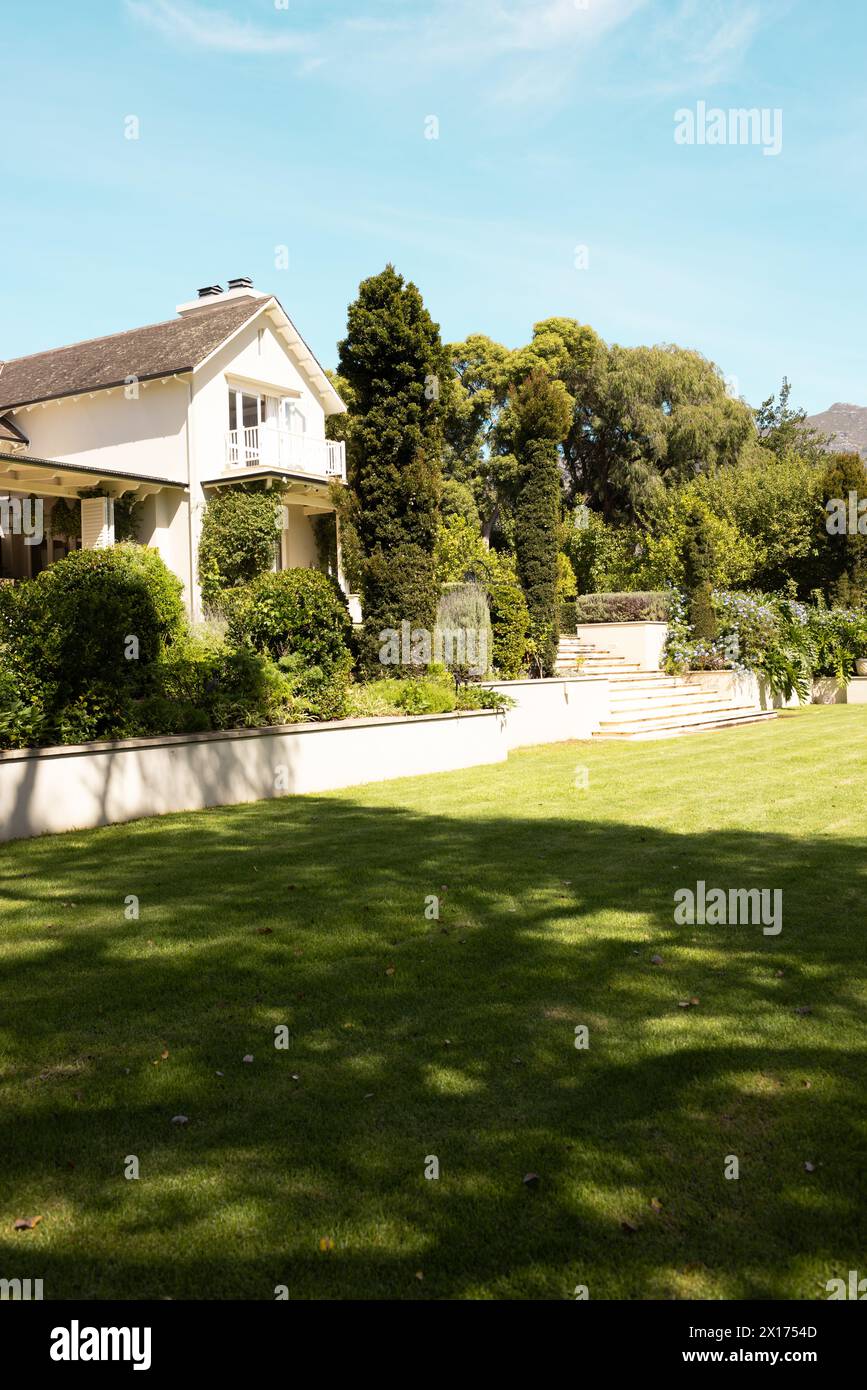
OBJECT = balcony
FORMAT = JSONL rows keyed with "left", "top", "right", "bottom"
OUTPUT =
{"left": 226, "top": 425, "right": 346, "bottom": 482}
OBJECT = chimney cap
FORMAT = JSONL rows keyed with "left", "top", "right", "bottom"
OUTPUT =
{"left": 198, "top": 284, "right": 223, "bottom": 299}
{"left": 228, "top": 276, "right": 254, "bottom": 291}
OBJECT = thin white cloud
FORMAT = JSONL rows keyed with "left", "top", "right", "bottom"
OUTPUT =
{"left": 641, "top": 1, "right": 763, "bottom": 94}
{"left": 124, "top": 0, "right": 761, "bottom": 113}
{"left": 125, "top": 0, "right": 646, "bottom": 64}
{"left": 125, "top": 0, "right": 312, "bottom": 55}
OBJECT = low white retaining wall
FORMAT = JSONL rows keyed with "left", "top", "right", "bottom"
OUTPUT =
{"left": 574, "top": 621, "right": 668, "bottom": 671}
{"left": 812, "top": 675, "right": 867, "bottom": 705}
{"left": 0, "top": 711, "right": 504, "bottom": 844}
{"left": 0, "top": 677, "right": 609, "bottom": 843}
{"left": 485, "top": 676, "right": 609, "bottom": 749}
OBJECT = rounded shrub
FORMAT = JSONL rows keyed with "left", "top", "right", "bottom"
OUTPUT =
{"left": 227, "top": 569, "right": 354, "bottom": 720}
{"left": 9, "top": 545, "right": 185, "bottom": 726}
{"left": 227, "top": 569, "right": 351, "bottom": 663}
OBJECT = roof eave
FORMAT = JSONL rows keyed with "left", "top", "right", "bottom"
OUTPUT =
{"left": 0, "top": 370, "right": 194, "bottom": 414}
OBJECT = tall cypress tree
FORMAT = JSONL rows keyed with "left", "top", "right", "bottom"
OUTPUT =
{"left": 506, "top": 371, "right": 571, "bottom": 677}
{"left": 337, "top": 266, "right": 446, "bottom": 675}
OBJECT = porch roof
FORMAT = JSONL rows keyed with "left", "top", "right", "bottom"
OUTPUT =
{"left": 0, "top": 451, "right": 187, "bottom": 499}
{"left": 201, "top": 466, "right": 334, "bottom": 497}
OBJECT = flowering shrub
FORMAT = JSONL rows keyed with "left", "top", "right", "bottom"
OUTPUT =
{"left": 664, "top": 586, "right": 867, "bottom": 700}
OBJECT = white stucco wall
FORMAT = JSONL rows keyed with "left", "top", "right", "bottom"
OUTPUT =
{"left": 136, "top": 489, "right": 194, "bottom": 603}
{"left": 680, "top": 669, "right": 801, "bottom": 710}
{"left": 13, "top": 377, "right": 190, "bottom": 484}
{"left": 282, "top": 504, "right": 320, "bottom": 569}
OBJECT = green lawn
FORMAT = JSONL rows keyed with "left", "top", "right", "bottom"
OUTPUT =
{"left": 1, "top": 705, "right": 865, "bottom": 1300}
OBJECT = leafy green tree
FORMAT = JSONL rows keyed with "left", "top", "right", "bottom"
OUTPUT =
{"left": 434, "top": 514, "right": 488, "bottom": 585}
{"left": 337, "top": 265, "right": 447, "bottom": 674}
{"left": 563, "top": 342, "right": 754, "bottom": 524}
{"left": 690, "top": 451, "right": 825, "bottom": 595}
{"left": 443, "top": 333, "right": 516, "bottom": 543}
{"left": 755, "top": 377, "right": 830, "bottom": 463}
{"left": 561, "top": 507, "right": 644, "bottom": 593}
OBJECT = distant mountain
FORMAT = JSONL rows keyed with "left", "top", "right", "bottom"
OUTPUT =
{"left": 803, "top": 403, "right": 867, "bottom": 458}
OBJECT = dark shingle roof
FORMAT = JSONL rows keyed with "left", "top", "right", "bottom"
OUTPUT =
{"left": 0, "top": 297, "right": 263, "bottom": 411}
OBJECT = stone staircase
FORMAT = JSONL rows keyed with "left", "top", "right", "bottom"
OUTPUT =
{"left": 556, "top": 635, "right": 776, "bottom": 740}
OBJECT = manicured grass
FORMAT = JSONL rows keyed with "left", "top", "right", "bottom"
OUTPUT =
{"left": 1, "top": 705, "right": 865, "bottom": 1300}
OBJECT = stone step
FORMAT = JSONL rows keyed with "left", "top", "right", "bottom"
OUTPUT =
{"left": 609, "top": 696, "right": 742, "bottom": 717}
{"left": 557, "top": 657, "right": 642, "bottom": 669}
{"left": 594, "top": 706, "right": 776, "bottom": 740}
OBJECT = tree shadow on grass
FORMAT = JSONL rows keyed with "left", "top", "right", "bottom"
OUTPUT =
{"left": 0, "top": 794, "right": 865, "bottom": 1300}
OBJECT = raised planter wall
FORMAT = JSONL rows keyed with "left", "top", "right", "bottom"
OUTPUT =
{"left": 681, "top": 669, "right": 765, "bottom": 708}
{"left": 484, "top": 676, "right": 609, "bottom": 749}
{"left": 680, "top": 669, "right": 801, "bottom": 711}
{"left": 574, "top": 621, "right": 668, "bottom": 671}
{"left": 0, "top": 677, "right": 609, "bottom": 843}
{"left": 812, "top": 676, "right": 867, "bottom": 705}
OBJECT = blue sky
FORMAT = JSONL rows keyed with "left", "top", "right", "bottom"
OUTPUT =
{"left": 2, "top": 0, "right": 865, "bottom": 413}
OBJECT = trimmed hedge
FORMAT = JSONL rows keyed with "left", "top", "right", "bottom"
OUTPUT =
{"left": 575, "top": 591, "right": 671, "bottom": 623}
{"left": 485, "top": 556, "right": 529, "bottom": 677}
{"left": 359, "top": 542, "right": 439, "bottom": 677}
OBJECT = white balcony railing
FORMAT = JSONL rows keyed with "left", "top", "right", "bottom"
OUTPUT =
{"left": 226, "top": 425, "right": 346, "bottom": 482}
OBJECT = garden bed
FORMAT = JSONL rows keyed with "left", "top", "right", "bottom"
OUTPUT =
{"left": 0, "top": 676, "right": 609, "bottom": 842}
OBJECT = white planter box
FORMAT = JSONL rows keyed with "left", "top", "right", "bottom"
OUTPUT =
{"left": 681, "top": 669, "right": 803, "bottom": 710}
{"left": 574, "top": 621, "right": 668, "bottom": 671}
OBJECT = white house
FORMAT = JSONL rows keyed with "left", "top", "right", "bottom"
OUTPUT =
{"left": 0, "top": 278, "right": 354, "bottom": 618}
